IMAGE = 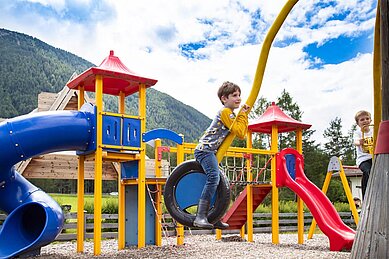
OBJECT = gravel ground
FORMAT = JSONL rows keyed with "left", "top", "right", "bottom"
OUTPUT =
{"left": 34, "top": 234, "right": 351, "bottom": 259}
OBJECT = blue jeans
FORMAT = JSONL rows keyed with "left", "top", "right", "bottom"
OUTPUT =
{"left": 194, "top": 149, "right": 220, "bottom": 203}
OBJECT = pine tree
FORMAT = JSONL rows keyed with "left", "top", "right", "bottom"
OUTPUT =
{"left": 323, "top": 117, "right": 349, "bottom": 158}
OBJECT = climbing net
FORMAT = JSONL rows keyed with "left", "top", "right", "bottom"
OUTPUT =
{"left": 220, "top": 153, "right": 272, "bottom": 186}
{"left": 219, "top": 152, "right": 272, "bottom": 202}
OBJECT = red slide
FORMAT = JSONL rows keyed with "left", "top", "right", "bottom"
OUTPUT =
{"left": 276, "top": 148, "right": 355, "bottom": 251}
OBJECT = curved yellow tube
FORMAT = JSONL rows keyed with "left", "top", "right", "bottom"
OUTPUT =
{"left": 373, "top": 0, "right": 381, "bottom": 151}
{"left": 216, "top": 0, "right": 299, "bottom": 162}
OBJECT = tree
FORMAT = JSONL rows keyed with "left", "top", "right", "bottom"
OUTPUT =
{"left": 343, "top": 124, "right": 357, "bottom": 165}
{"left": 323, "top": 117, "right": 349, "bottom": 158}
{"left": 276, "top": 89, "right": 303, "bottom": 150}
{"left": 250, "top": 96, "right": 271, "bottom": 150}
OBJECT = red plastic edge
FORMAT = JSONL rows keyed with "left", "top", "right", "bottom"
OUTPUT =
{"left": 375, "top": 120, "right": 389, "bottom": 154}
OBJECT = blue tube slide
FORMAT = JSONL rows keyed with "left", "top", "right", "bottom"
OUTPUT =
{"left": 0, "top": 103, "right": 95, "bottom": 258}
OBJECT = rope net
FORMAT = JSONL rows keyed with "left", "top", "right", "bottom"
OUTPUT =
{"left": 220, "top": 153, "right": 272, "bottom": 186}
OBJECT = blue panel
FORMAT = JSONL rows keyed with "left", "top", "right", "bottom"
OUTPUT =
{"left": 102, "top": 115, "right": 121, "bottom": 146}
{"left": 175, "top": 172, "right": 216, "bottom": 210}
{"left": 142, "top": 128, "right": 183, "bottom": 144}
{"left": 125, "top": 185, "right": 155, "bottom": 246}
{"left": 285, "top": 154, "right": 296, "bottom": 180}
{"left": 121, "top": 161, "right": 138, "bottom": 179}
{"left": 122, "top": 118, "right": 141, "bottom": 147}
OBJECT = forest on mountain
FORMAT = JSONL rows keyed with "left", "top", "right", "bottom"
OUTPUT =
{"left": 0, "top": 28, "right": 210, "bottom": 143}
{"left": 0, "top": 28, "right": 359, "bottom": 203}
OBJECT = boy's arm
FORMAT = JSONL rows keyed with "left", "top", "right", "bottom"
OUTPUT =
{"left": 353, "top": 131, "right": 363, "bottom": 146}
{"left": 220, "top": 108, "right": 248, "bottom": 139}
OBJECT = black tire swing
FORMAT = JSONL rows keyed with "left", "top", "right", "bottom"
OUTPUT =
{"left": 163, "top": 160, "right": 230, "bottom": 227}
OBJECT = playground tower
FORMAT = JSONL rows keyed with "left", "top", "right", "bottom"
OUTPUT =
{"left": 67, "top": 50, "right": 158, "bottom": 255}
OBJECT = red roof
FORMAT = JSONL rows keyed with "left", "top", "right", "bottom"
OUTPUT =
{"left": 248, "top": 102, "right": 311, "bottom": 133}
{"left": 67, "top": 50, "right": 157, "bottom": 96}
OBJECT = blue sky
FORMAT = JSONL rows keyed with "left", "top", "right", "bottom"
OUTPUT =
{"left": 0, "top": 0, "right": 378, "bottom": 144}
{"left": 304, "top": 30, "right": 374, "bottom": 68}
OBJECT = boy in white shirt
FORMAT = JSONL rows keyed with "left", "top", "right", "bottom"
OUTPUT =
{"left": 353, "top": 110, "right": 373, "bottom": 199}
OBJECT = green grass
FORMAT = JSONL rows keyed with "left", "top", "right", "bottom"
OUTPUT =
{"left": 50, "top": 193, "right": 117, "bottom": 212}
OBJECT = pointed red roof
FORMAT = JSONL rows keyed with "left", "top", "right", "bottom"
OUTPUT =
{"left": 248, "top": 102, "right": 311, "bottom": 133}
{"left": 67, "top": 50, "right": 157, "bottom": 96}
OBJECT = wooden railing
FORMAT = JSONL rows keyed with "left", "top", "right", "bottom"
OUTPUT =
{"left": 0, "top": 212, "right": 356, "bottom": 242}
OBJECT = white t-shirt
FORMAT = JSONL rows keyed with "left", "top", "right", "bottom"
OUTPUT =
{"left": 353, "top": 129, "right": 373, "bottom": 166}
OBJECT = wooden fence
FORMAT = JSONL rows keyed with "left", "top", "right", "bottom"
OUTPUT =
{"left": 0, "top": 212, "right": 356, "bottom": 242}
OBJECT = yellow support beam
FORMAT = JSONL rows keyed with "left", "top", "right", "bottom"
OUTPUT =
{"left": 338, "top": 167, "right": 359, "bottom": 225}
{"left": 246, "top": 131, "right": 254, "bottom": 242}
{"left": 296, "top": 129, "right": 304, "bottom": 245}
{"left": 101, "top": 151, "right": 140, "bottom": 162}
{"left": 101, "top": 111, "right": 143, "bottom": 120}
{"left": 76, "top": 155, "right": 85, "bottom": 253}
{"left": 93, "top": 75, "right": 103, "bottom": 256}
{"left": 155, "top": 139, "right": 163, "bottom": 246}
{"left": 100, "top": 144, "right": 142, "bottom": 152}
{"left": 118, "top": 91, "right": 126, "bottom": 250}
{"left": 176, "top": 142, "right": 185, "bottom": 245}
{"left": 308, "top": 157, "right": 360, "bottom": 239}
{"left": 271, "top": 125, "right": 279, "bottom": 244}
{"left": 77, "top": 85, "right": 85, "bottom": 253}
{"left": 138, "top": 83, "right": 147, "bottom": 248}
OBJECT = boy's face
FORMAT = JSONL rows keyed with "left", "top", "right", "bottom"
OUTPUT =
{"left": 221, "top": 90, "right": 241, "bottom": 110}
{"left": 357, "top": 115, "right": 371, "bottom": 131}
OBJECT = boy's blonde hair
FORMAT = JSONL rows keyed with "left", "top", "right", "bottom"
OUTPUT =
{"left": 217, "top": 81, "right": 241, "bottom": 105}
{"left": 354, "top": 110, "right": 371, "bottom": 123}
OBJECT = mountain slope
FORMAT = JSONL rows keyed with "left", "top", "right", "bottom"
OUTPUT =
{"left": 0, "top": 28, "right": 210, "bottom": 142}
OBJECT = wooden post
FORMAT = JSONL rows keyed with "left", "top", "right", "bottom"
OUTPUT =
{"left": 351, "top": 1, "right": 389, "bottom": 258}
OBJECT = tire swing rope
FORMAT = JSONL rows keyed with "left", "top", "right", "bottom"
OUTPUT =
{"left": 145, "top": 183, "right": 174, "bottom": 244}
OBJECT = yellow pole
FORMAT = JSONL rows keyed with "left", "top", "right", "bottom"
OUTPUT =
{"left": 271, "top": 125, "right": 279, "bottom": 244}
{"left": 296, "top": 129, "right": 304, "bottom": 244}
{"left": 338, "top": 162, "right": 359, "bottom": 225}
{"left": 94, "top": 75, "right": 103, "bottom": 255}
{"left": 77, "top": 86, "right": 85, "bottom": 253}
{"left": 118, "top": 91, "right": 126, "bottom": 250}
{"left": 155, "top": 139, "right": 163, "bottom": 246}
{"left": 176, "top": 142, "right": 185, "bottom": 245}
{"left": 216, "top": 0, "right": 299, "bottom": 163}
{"left": 246, "top": 131, "right": 254, "bottom": 242}
{"left": 138, "top": 84, "right": 147, "bottom": 248}
{"left": 308, "top": 158, "right": 360, "bottom": 239}
{"left": 373, "top": 0, "right": 382, "bottom": 150}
